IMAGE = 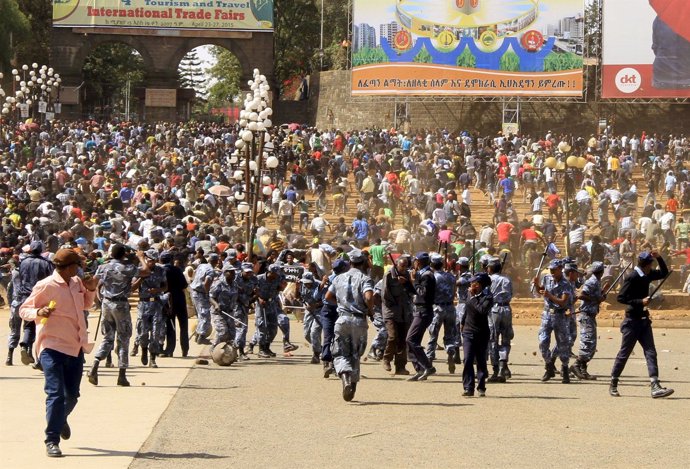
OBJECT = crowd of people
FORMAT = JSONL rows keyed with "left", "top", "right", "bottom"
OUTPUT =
{"left": 1, "top": 119, "right": 681, "bottom": 457}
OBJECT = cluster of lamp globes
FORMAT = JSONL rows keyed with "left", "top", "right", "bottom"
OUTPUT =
{"left": 229, "top": 68, "right": 279, "bottom": 216}
{"left": 0, "top": 64, "right": 62, "bottom": 116}
{"left": 542, "top": 141, "right": 587, "bottom": 170}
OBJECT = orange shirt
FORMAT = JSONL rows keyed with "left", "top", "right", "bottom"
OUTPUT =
{"left": 666, "top": 198, "right": 679, "bottom": 213}
{"left": 19, "top": 271, "right": 96, "bottom": 358}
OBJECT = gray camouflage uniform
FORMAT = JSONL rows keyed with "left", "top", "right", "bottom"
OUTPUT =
{"left": 135, "top": 264, "right": 167, "bottom": 355}
{"left": 190, "top": 263, "right": 217, "bottom": 338}
{"left": 234, "top": 274, "right": 258, "bottom": 349}
{"left": 538, "top": 275, "right": 572, "bottom": 366}
{"left": 254, "top": 273, "right": 284, "bottom": 348}
{"left": 210, "top": 274, "right": 238, "bottom": 350}
{"left": 577, "top": 274, "right": 603, "bottom": 361}
{"left": 489, "top": 273, "right": 514, "bottom": 366}
{"left": 426, "top": 270, "right": 458, "bottom": 360}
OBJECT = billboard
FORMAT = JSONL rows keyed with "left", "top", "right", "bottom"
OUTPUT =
{"left": 53, "top": 0, "right": 274, "bottom": 32}
{"left": 602, "top": 0, "right": 690, "bottom": 98}
{"left": 351, "top": 0, "right": 585, "bottom": 97}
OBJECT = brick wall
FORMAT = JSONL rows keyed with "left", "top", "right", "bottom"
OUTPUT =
{"left": 277, "top": 70, "right": 690, "bottom": 135}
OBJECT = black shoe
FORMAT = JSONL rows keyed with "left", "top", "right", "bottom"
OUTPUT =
{"left": 20, "top": 346, "right": 34, "bottom": 365}
{"left": 581, "top": 362, "right": 596, "bottom": 380}
{"left": 454, "top": 351, "right": 462, "bottom": 364}
{"left": 5, "top": 348, "right": 13, "bottom": 366}
{"left": 541, "top": 363, "right": 556, "bottom": 382}
{"left": 407, "top": 371, "right": 424, "bottom": 382}
{"left": 394, "top": 368, "right": 410, "bottom": 376}
{"left": 46, "top": 442, "right": 63, "bottom": 458}
{"left": 149, "top": 355, "right": 158, "bottom": 368}
{"left": 323, "top": 361, "right": 335, "bottom": 378}
{"left": 418, "top": 366, "right": 436, "bottom": 381}
{"left": 310, "top": 354, "right": 320, "bottom": 364}
{"left": 247, "top": 343, "right": 255, "bottom": 355}
{"left": 182, "top": 350, "right": 189, "bottom": 358}
{"left": 561, "top": 365, "right": 571, "bottom": 384}
{"left": 570, "top": 361, "right": 585, "bottom": 380}
{"left": 447, "top": 351, "right": 456, "bottom": 374}
{"left": 462, "top": 390, "right": 474, "bottom": 397}
{"left": 141, "top": 347, "right": 149, "bottom": 366}
{"left": 258, "top": 349, "right": 271, "bottom": 358}
{"left": 239, "top": 352, "right": 250, "bottom": 361}
{"left": 341, "top": 372, "right": 355, "bottom": 401}
{"left": 609, "top": 378, "right": 620, "bottom": 397}
{"left": 266, "top": 348, "right": 277, "bottom": 357}
{"left": 196, "top": 335, "right": 211, "bottom": 345}
{"left": 478, "top": 389, "right": 486, "bottom": 397}
{"left": 283, "top": 342, "right": 299, "bottom": 353}
{"left": 32, "top": 361, "right": 43, "bottom": 372}
{"left": 651, "top": 380, "right": 674, "bottom": 399}
{"left": 60, "top": 422, "right": 71, "bottom": 440}
{"left": 87, "top": 360, "right": 99, "bottom": 386}
{"left": 497, "top": 360, "right": 508, "bottom": 383}
{"left": 504, "top": 364, "right": 512, "bottom": 379}
{"left": 130, "top": 344, "right": 139, "bottom": 357}
{"left": 487, "top": 369, "right": 500, "bottom": 383}
{"left": 117, "top": 368, "right": 130, "bottom": 387}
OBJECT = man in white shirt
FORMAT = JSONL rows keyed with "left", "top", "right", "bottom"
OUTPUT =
{"left": 310, "top": 214, "right": 330, "bottom": 238}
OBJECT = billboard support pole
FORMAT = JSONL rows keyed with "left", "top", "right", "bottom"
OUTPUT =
{"left": 502, "top": 97, "right": 520, "bottom": 136}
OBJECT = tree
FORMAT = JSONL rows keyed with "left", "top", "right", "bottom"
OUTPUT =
{"left": 583, "top": 0, "right": 601, "bottom": 101}
{"left": 0, "top": 0, "right": 30, "bottom": 73}
{"left": 15, "top": 0, "right": 51, "bottom": 66}
{"left": 206, "top": 46, "right": 241, "bottom": 108}
{"left": 178, "top": 49, "right": 208, "bottom": 100}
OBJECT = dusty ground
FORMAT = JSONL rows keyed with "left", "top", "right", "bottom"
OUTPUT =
{"left": 130, "top": 324, "right": 690, "bottom": 469}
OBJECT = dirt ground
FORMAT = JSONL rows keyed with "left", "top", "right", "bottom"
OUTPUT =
{"left": 130, "top": 324, "right": 690, "bottom": 469}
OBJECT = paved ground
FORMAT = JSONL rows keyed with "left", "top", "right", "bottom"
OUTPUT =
{"left": 2, "top": 309, "right": 689, "bottom": 468}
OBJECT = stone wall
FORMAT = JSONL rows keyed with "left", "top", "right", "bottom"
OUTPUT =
{"left": 282, "top": 70, "right": 690, "bottom": 135}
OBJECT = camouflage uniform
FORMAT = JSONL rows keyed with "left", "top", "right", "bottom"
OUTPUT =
{"left": 577, "top": 274, "right": 603, "bottom": 361}
{"left": 210, "top": 274, "right": 238, "bottom": 350}
{"left": 95, "top": 260, "right": 141, "bottom": 369}
{"left": 300, "top": 280, "right": 323, "bottom": 356}
{"left": 254, "top": 272, "right": 284, "bottom": 348}
{"left": 489, "top": 273, "right": 514, "bottom": 367}
{"left": 426, "top": 270, "right": 458, "bottom": 360}
{"left": 329, "top": 269, "right": 374, "bottom": 383}
{"left": 234, "top": 273, "right": 258, "bottom": 350}
{"left": 538, "top": 274, "right": 572, "bottom": 366}
{"left": 370, "top": 280, "right": 388, "bottom": 355}
{"left": 455, "top": 270, "right": 473, "bottom": 349}
{"left": 190, "top": 263, "right": 217, "bottom": 339}
{"left": 7, "top": 266, "right": 21, "bottom": 350}
{"left": 135, "top": 265, "right": 167, "bottom": 355}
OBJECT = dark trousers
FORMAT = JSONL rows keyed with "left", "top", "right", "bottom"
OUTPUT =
{"left": 383, "top": 319, "right": 410, "bottom": 369}
{"left": 164, "top": 302, "right": 189, "bottom": 356}
{"left": 40, "top": 349, "right": 83, "bottom": 445}
{"left": 406, "top": 312, "right": 434, "bottom": 372}
{"left": 320, "top": 303, "right": 338, "bottom": 362}
{"left": 611, "top": 317, "right": 659, "bottom": 379}
{"left": 20, "top": 320, "right": 36, "bottom": 348}
{"left": 462, "top": 332, "right": 489, "bottom": 392}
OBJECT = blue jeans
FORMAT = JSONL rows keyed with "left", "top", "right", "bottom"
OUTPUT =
{"left": 40, "top": 348, "right": 84, "bottom": 444}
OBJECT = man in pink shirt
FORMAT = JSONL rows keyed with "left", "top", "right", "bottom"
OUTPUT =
{"left": 20, "top": 248, "right": 98, "bottom": 458}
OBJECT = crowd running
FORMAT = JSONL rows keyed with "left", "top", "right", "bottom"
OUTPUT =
{"left": 2, "top": 120, "right": 681, "bottom": 455}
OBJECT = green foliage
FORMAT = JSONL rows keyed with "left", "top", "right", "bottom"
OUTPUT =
{"left": 14, "top": 0, "right": 51, "bottom": 66}
{"left": 178, "top": 49, "right": 208, "bottom": 100}
{"left": 352, "top": 47, "right": 388, "bottom": 67}
{"left": 82, "top": 43, "right": 145, "bottom": 116}
{"left": 543, "top": 52, "right": 584, "bottom": 72}
{"left": 206, "top": 46, "right": 241, "bottom": 108}
{"left": 456, "top": 48, "right": 476, "bottom": 68}
{"left": 0, "top": 0, "right": 30, "bottom": 72}
{"left": 413, "top": 47, "right": 433, "bottom": 63}
{"left": 499, "top": 50, "right": 520, "bottom": 72}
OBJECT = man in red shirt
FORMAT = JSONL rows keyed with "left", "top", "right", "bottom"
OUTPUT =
{"left": 545, "top": 191, "right": 562, "bottom": 225}
{"left": 520, "top": 225, "right": 542, "bottom": 265}
{"left": 665, "top": 193, "right": 679, "bottom": 215}
{"left": 496, "top": 221, "right": 514, "bottom": 247}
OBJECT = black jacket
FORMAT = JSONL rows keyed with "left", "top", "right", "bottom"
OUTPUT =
{"left": 413, "top": 266, "right": 436, "bottom": 312}
{"left": 617, "top": 257, "right": 668, "bottom": 318}
{"left": 461, "top": 290, "right": 494, "bottom": 337}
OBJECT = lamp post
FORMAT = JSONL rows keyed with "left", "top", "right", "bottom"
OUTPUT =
{"left": 234, "top": 68, "right": 274, "bottom": 255}
{"left": 2, "top": 64, "right": 61, "bottom": 122}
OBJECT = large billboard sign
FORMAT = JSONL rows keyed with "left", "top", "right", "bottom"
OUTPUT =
{"left": 53, "top": 0, "right": 274, "bottom": 32}
{"left": 602, "top": 0, "right": 690, "bottom": 98}
{"left": 351, "top": 0, "right": 585, "bottom": 97}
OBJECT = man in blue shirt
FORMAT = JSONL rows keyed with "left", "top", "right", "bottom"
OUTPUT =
{"left": 352, "top": 214, "right": 369, "bottom": 245}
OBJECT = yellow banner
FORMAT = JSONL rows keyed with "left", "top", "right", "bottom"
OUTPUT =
{"left": 53, "top": 0, "right": 274, "bottom": 32}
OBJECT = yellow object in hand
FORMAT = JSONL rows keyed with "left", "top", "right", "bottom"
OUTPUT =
{"left": 41, "top": 300, "right": 57, "bottom": 325}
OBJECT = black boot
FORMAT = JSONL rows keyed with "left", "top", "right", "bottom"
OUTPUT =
{"left": 87, "top": 360, "right": 100, "bottom": 386}
{"left": 447, "top": 350, "right": 456, "bottom": 374}
{"left": 141, "top": 347, "right": 149, "bottom": 366}
{"left": 117, "top": 368, "right": 130, "bottom": 387}
{"left": 149, "top": 353, "right": 158, "bottom": 368}
{"left": 341, "top": 372, "right": 355, "bottom": 401}
{"left": 497, "top": 360, "right": 508, "bottom": 383}
{"left": 609, "top": 377, "right": 620, "bottom": 397}
{"left": 239, "top": 347, "right": 250, "bottom": 361}
{"left": 257, "top": 346, "right": 271, "bottom": 358}
{"left": 130, "top": 343, "right": 139, "bottom": 357}
{"left": 651, "top": 380, "right": 674, "bottom": 399}
{"left": 310, "top": 354, "right": 320, "bottom": 364}
{"left": 541, "top": 362, "right": 556, "bottom": 382}
{"left": 20, "top": 345, "right": 35, "bottom": 365}
{"left": 581, "top": 361, "right": 596, "bottom": 380}
{"left": 570, "top": 359, "right": 585, "bottom": 380}
{"left": 5, "top": 348, "right": 13, "bottom": 366}
{"left": 105, "top": 353, "right": 114, "bottom": 368}
{"left": 504, "top": 363, "right": 512, "bottom": 379}
{"left": 283, "top": 341, "right": 298, "bottom": 353}
{"left": 487, "top": 366, "right": 500, "bottom": 382}
{"left": 561, "top": 365, "right": 571, "bottom": 384}
{"left": 323, "top": 361, "right": 334, "bottom": 378}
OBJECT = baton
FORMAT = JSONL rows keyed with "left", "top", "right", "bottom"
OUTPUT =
{"left": 218, "top": 309, "right": 249, "bottom": 328}
{"left": 602, "top": 262, "right": 632, "bottom": 296}
{"left": 649, "top": 270, "right": 673, "bottom": 300}
{"left": 530, "top": 247, "right": 549, "bottom": 294}
{"left": 93, "top": 307, "right": 103, "bottom": 342}
{"left": 388, "top": 253, "right": 399, "bottom": 278}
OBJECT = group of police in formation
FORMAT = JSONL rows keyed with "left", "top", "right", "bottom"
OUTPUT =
{"left": 8, "top": 242, "right": 675, "bottom": 402}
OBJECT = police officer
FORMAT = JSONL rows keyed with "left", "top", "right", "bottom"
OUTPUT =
{"left": 571, "top": 261, "right": 606, "bottom": 380}
{"left": 460, "top": 272, "right": 494, "bottom": 397}
{"left": 300, "top": 271, "right": 323, "bottom": 364}
{"left": 6, "top": 259, "right": 22, "bottom": 365}
{"left": 454, "top": 256, "right": 473, "bottom": 364}
{"left": 234, "top": 262, "right": 258, "bottom": 360}
{"left": 88, "top": 244, "right": 150, "bottom": 387}
{"left": 12, "top": 241, "right": 54, "bottom": 366}
{"left": 209, "top": 264, "right": 238, "bottom": 355}
{"left": 133, "top": 249, "right": 167, "bottom": 369}
{"left": 426, "top": 254, "right": 458, "bottom": 373}
{"left": 534, "top": 259, "right": 572, "bottom": 384}
{"left": 325, "top": 249, "right": 374, "bottom": 401}
{"left": 367, "top": 279, "right": 388, "bottom": 362}
{"left": 487, "top": 257, "right": 514, "bottom": 382}
{"left": 546, "top": 260, "right": 580, "bottom": 376}
{"left": 255, "top": 264, "right": 287, "bottom": 358}
{"left": 381, "top": 256, "right": 414, "bottom": 375}
{"left": 610, "top": 251, "right": 674, "bottom": 398}
{"left": 407, "top": 252, "right": 437, "bottom": 382}
{"left": 319, "top": 259, "right": 350, "bottom": 378}
{"left": 190, "top": 253, "right": 220, "bottom": 345}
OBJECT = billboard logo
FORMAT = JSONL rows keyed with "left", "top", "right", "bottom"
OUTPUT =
{"left": 615, "top": 68, "right": 642, "bottom": 94}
